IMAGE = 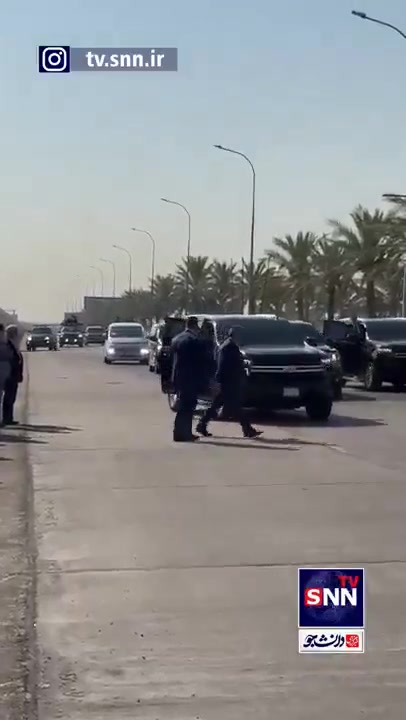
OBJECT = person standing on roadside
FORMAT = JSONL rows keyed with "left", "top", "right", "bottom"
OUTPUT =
{"left": 171, "top": 316, "right": 207, "bottom": 442}
{"left": 196, "top": 327, "right": 262, "bottom": 439}
{"left": 2, "top": 325, "right": 23, "bottom": 426}
{"left": 0, "top": 324, "right": 12, "bottom": 426}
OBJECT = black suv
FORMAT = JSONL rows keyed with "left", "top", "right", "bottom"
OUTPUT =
{"left": 161, "top": 314, "right": 334, "bottom": 421}
{"left": 323, "top": 317, "right": 406, "bottom": 391}
{"left": 149, "top": 316, "right": 186, "bottom": 376}
{"left": 26, "top": 326, "right": 58, "bottom": 351}
{"left": 84, "top": 325, "right": 106, "bottom": 345}
{"left": 59, "top": 325, "right": 84, "bottom": 347}
{"left": 291, "top": 321, "right": 344, "bottom": 399}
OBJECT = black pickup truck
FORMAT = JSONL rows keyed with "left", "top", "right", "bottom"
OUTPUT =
{"left": 26, "top": 325, "right": 58, "bottom": 351}
{"left": 161, "top": 314, "right": 334, "bottom": 421}
{"left": 323, "top": 317, "right": 406, "bottom": 391}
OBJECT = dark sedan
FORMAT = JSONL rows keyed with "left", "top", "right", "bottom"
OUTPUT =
{"left": 84, "top": 325, "right": 106, "bottom": 345}
{"left": 26, "top": 326, "right": 58, "bottom": 351}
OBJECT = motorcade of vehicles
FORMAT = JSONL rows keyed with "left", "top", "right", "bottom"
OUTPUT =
{"left": 26, "top": 325, "right": 58, "bottom": 351}
{"left": 290, "top": 320, "right": 344, "bottom": 399}
{"left": 84, "top": 325, "right": 106, "bottom": 345}
{"left": 323, "top": 317, "right": 406, "bottom": 391}
{"left": 103, "top": 322, "right": 149, "bottom": 364}
{"left": 148, "top": 316, "right": 186, "bottom": 374}
{"left": 161, "top": 314, "right": 334, "bottom": 421}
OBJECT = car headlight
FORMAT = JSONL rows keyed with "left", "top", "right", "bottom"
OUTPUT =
{"left": 140, "top": 348, "right": 149, "bottom": 355}
{"left": 78, "top": 334, "right": 83, "bottom": 338}
{"left": 107, "top": 347, "right": 115, "bottom": 354}
{"left": 45, "top": 336, "right": 50, "bottom": 340}
{"left": 321, "top": 356, "right": 333, "bottom": 365}
{"left": 377, "top": 346, "right": 392, "bottom": 354}
{"left": 27, "top": 335, "right": 32, "bottom": 341}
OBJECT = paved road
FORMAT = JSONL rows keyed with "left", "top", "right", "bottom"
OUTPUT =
{"left": 22, "top": 347, "right": 406, "bottom": 718}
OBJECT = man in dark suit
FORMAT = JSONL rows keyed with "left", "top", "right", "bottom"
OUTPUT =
{"left": 2, "top": 325, "right": 23, "bottom": 426}
{"left": 196, "top": 327, "right": 261, "bottom": 438}
{"left": 171, "top": 316, "right": 207, "bottom": 442}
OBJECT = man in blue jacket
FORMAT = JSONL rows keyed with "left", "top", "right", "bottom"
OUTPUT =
{"left": 196, "top": 327, "right": 261, "bottom": 438}
{"left": 171, "top": 316, "right": 208, "bottom": 442}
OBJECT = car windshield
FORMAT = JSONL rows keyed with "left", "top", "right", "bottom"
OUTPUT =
{"left": 32, "top": 326, "right": 52, "bottom": 334}
{"left": 216, "top": 319, "right": 308, "bottom": 346}
{"left": 364, "top": 320, "right": 406, "bottom": 341}
{"left": 109, "top": 325, "right": 144, "bottom": 338}
{"left": 291, "top": 323, "right": 325, "bottom": 343}
{"left": 87, "top": 327, "right": 103, "bottom": 332}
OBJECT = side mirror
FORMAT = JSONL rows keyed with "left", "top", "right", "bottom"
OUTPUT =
{"left": 305, "top": 336, "right": 317, "bottom": 347}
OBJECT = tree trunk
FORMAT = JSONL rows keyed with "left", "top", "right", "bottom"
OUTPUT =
{"left": 327, "top": 285, "right": 336, "bottom": 320}
{"left": 365, "top": 279, "right": 376, "bottom": 317}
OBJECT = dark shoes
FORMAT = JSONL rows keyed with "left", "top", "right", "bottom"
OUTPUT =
{"left": 2, "top": 420, "right": 19, "bottom": 427}
{"left": 195, "top": 421, "right": 213, "bottom": 437}
{"left": 173, "top": 433, "right": 200, "bottom": 443}
{"left": 243, "top": 427, "right": 263, "bottom": 439}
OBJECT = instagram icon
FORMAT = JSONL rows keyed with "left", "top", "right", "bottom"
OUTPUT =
{"left": 38, "top": 46, "right": 70, "bottom": 73}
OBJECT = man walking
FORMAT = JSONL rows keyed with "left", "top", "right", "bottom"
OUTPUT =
{"left": 2, "top": 325, "right": 23, "bottom": 426}
{"left": 171, "top": 316, "right": 207, "bottom": 442}
{"left": 0, "top": 324, "right": 12, "bottom": 426}
{"left": 196, "top": 327, "right": 262, "bottom": 439}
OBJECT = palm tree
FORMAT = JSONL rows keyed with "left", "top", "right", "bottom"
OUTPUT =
{"left": 152, "top": 274, "right": 178, "bottom": 319}
{"left": 266, "top": 232, "right": 317, "bottom": 320}
{"left": 175, "top": 256, "right": 213, "bottom": 312}
{"left": 329, "top": 206, "right": 399, "bottom": 317}
{"left": 312, "top": 236, "right": 351, "bottom": 319}
{"left": 209, "top": 260, "right": 239, "bottom": 311}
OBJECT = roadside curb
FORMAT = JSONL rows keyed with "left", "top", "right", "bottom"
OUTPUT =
{"left": 20, "top": 362, "right": 39, "bottom": 720}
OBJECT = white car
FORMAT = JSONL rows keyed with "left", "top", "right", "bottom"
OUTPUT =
{"left": 103, "top": 322, "right": 149, "bottom": 364}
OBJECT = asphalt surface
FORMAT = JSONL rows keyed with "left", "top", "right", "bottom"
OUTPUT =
{"left": 17, "top": 347, "right": 406, "bottom": 717}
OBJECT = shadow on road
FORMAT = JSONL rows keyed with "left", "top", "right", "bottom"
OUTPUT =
{"left": 12, "top": 423, "right": 80, "bottom": 434}
{"left": 252, "top": 412, "right": 386, "bottom": 429}
{"left": 0, "top": 433, "right": 47, "bottom": 445}
{"left": 340, "top": 391, "right": 376, "bottom": 402}
{"left": 0, "top": 456, "right": 12, "bottom": 462}
{"left": 202, "top": 438, "right": 299, "bottom": 451}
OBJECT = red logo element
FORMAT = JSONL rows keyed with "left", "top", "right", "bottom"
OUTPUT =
{"left": 346, "top": 634, "right": 359, "bottom": 648}
{"left": 304, "top": 588, "right": 322, "bottom": 606}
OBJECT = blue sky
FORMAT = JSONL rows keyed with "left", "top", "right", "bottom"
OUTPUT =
{"left": 1, "top": 0, "right": 406, "bottom": 319}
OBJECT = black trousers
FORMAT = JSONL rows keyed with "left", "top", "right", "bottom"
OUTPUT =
{"left": 173, "top": 388, "right": 198, "bottom": 439}
{"left": 2, "top": 379, "right": 18, "bottom": 423}
{"left": 200, "top": 386, "right": 251, "bottom": 434}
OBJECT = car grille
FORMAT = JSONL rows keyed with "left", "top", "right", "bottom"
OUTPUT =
{"left": 250, "top": 366, "right": 324, "bottom": 375}
{"left": 250, "top": 353, "right": 321, "bottom": 367}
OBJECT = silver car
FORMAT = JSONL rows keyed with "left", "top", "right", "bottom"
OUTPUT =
{"left": 103, "top": 322, "right": 149, "bottom": 364}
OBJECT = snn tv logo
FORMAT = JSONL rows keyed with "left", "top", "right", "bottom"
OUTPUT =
{"left": 305, "top": 574, "right": 359, "bottom": 608}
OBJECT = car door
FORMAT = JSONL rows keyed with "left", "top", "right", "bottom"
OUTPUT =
{"left": 323, "top": 320, "right": 364, "bottom": 376}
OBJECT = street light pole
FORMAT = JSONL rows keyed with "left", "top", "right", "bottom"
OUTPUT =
{"left": 131, "top": 228, "right": 156, "bottom": 295}
{"left": 214, "top": 144, "right": 256, "bottom": 314}
{"left": 112, "top": 244, "right": 132, "bottom": 293}
{"left": 351, "top": 10, "right": 406, "bottom": 40}
{"left": 160, "top": 198, "right": 191, "bottom": 310}
{"left": 99, "top": 258, "right": 116, "bottom": 297}
{"left": 90, "top": 265, "right": 104, "bottom": 296}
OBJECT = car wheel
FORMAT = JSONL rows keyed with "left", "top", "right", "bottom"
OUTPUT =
{"left": 149, "top": 363, "right": 155, "bottom": 372}
{"left": 333, "top": 384, "right": 343, "bottom": 401}
{"left": 305, "top": 394, "right": 333, "bottom": 421}
{"left": 168, "top": 392, "right": 180, "bottom": 412}
{"left": 104, "top": 358, "right": 112, "bottom": 364}
{"left": 364, "top": 361, "right": 382, "bottom": 391}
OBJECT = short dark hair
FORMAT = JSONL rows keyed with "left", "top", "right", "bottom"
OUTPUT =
{"left": 186, "top": 316, "right": 198, "bottom": 330}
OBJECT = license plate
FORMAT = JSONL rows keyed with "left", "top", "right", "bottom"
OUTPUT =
{"left": 284, "top": 387, "right": 300, "bottom": 397}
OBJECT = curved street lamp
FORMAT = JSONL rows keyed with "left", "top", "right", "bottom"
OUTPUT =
{"left": 131, "top": 228, "right": 156, "bottom": 295}
{"left": 214, "top": 144, "right": 256, "bottom": 314}
{"left": 112, "top": 244, "right": 132, "bottom": 293}
{"left": 161, "top": 198, "right": 191, "bottom": 309}
{"left": 99, "top": 258, "right": 116, "bottom": 297}
{"left": 351, "top": 11, "right": 406, "bottom": 40}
